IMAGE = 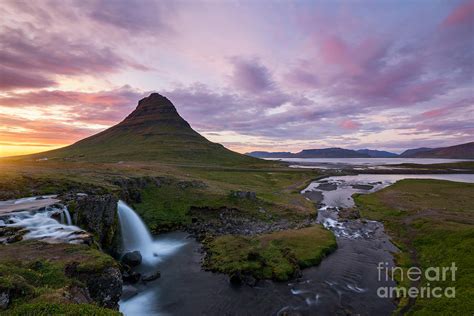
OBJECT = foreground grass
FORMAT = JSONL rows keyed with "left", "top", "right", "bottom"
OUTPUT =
{"left": 1, "top": 303, "right": 120, "bottom": 316}
{"left": 354, "top": 179, "right": 474, "bottom": 315}
{"left": 0, "top": 241, "right": 118, "bottom": 314}
{"left": 205, "top": 226, "right": 337, "bottom": 281}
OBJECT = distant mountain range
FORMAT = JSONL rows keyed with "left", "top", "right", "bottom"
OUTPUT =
{"left": 400, "top": 142, "right": 474, "bottom": 159}
{"left": 247, "top": 142, "right": 474, "bottom": 159}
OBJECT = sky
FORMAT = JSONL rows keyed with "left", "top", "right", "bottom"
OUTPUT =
{"left": 0, "top": 0, "right": 473, "bottom": 157}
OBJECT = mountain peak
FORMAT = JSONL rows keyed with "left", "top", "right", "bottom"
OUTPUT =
{"left": 33, "top": 93, "right": 261, "bottom": 165}
{"left": 119, "top": 92, "right": 189, "bottom": 129}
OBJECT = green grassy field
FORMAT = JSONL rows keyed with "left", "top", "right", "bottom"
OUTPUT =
{"left": 354, "top": 179, "right": 474, "bottom": 315}
{"left": 205, "top": 226, "right": 337, "bottom": 281}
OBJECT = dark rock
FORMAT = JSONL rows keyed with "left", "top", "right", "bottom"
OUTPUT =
{"left": 86, "top": 267, "right": 122, "bottom": 309}
{"left": 64, "top": 262, "right": 122, "bottom": 310}
{"left": 0, "top": 290, "right": 9, "bottom": 310}
{"left": 229, "top": 272, "right": 242, "bottom": 285}
{"left": 142, "top": 270, "right": 161, "bottom": 282}
{"left": 123, "top": 271, "right": 141, "bottom": 284}
{"left": 111, "top": 176, "right": 164, "bottom": 203}
{"left": 122, "top": 251, "right": 142, "bottom": 267}
{"left": 121, "top": 285, "right": 139, "bottom": 301}
{"left": 230, "top": 191, "right": 257, "bottom": 200}
{"left": 66, "top": 194, "right": 119, "bottom": 251}
{"left": 351, "top": 184, "right": 374, "bottom": 190}
{"left": 316, "top": 183, "right": 337, "bottom": 191}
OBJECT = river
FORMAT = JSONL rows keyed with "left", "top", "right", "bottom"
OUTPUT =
{"left": 119, "top": 173, "right": 474, "bottom": 315}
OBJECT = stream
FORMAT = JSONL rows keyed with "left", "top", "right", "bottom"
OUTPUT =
{"left": 118, "top": 174, "right": 474, "bottom": 315}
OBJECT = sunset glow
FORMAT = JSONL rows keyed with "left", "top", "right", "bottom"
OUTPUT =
{"left": 1, "top": 0, "right": 473, "bottom": 157}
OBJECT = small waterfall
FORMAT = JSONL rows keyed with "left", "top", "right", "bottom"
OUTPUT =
{"left": 116, "top": 200, "right": 187, "bottom": 266}
{"left": 117, "top": 200, "right": 154, "bottom": 255}
{"left": 63, "top": 207, "right": 72, "bottom": 225}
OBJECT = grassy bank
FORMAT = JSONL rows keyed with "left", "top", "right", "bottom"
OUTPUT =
{"left": 204, "top": 226, "right": 337, "bottom": 281}
{"left": 0, "top": 241, "right": 120, "bottom": 315}
{"left": 354, "top": 179, "right": 474, "bottom": 314}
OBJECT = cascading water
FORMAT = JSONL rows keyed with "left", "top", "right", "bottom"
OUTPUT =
{"left": 64, "top": 207, "right": 72, "bottom": 225}
{"left": 116, "top": 200, "right": 186, "bottom": 266}
{"left": 117, "top": 200, "right": 154, "bottom": 254}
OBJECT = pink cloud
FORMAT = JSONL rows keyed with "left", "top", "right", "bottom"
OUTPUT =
{"left": 339, "top": 119, "right": 360, "bottom": 130}
{"left": 442, "top": 0, "right": 474, "bottom": 27}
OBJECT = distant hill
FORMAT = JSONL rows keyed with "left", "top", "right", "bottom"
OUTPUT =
{"left": 246, "top": 151, "right": 293, "bottom": 158}
{"left": 356, "top": 149, "right": 398, "bottom": 158}
{"left": 30, "top": 93, "right": 264, "bottom": 166}
{"left": 400, "top": 147, "right": 433, "bottom": 157}
{"left": 401, "top": 142, "right": 474, "bottom": 159}
{"left": 247, "top": 148, "right": 369, "bottom": 158}
{"left": 297, "top": 148, "right": 369, "bottom": 158}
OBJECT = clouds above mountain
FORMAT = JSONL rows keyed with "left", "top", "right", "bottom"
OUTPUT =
{"left": 0, "top": 0, "right": 472, "bottom": 156}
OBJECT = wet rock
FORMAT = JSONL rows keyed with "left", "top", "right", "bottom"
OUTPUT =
{"left": 0, "top": 226, "right": 26, "bottom": 244}
{"left": 338, "top": 208, "right": 361, "bottom": 220}
{"left": 66, "top": 194, "right": 119, "bottom": 251}
{"left": 229, "top": 272, "right": 243, "bottom": 285}
{"left": 142, "top": 270, "right": 161, "bottom": 282}
{"left": 0, "top": 291, "right": 9, "bottom": 310}
{"left": 123, "top": 271, "right": 141, "bottom": 284}
{"left": 122, "top": 251, "right": 142, "bottom": 267}
{"left": 302, "top": 190, "right": 323, "bottom": 203}
{"left": 316, "top": 183, "right": 337, "bottom": 191}
{"left": 351, "top": 184, "right": 374, "bottom": 190}
{"left": 121, "top": 285, "right": 139, "bottom": 300}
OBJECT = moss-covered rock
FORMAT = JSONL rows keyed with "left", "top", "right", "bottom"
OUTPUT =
{"left": 0, "top": 241, "right": 122, "bottom": 312}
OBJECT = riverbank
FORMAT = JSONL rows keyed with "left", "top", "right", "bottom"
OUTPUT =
{"left": 355, "top": 179, "right": 474, "bottom": 314}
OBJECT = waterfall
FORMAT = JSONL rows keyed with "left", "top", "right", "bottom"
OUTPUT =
{"left": 64, "top": 207, "right": 72, "bottom": 225}
{"left": 117, "top": 200, "right": 154, "bottom": 255}
{"left": 116, "top": 200, "right": 187, "bottom": 266}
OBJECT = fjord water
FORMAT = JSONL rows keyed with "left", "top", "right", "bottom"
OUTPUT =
{"left": 267, "top": 157, "right": 473, "bottom": 166}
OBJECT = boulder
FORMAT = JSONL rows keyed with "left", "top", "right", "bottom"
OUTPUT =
{"left": 123, "top": 271, "right": 141, "bottom": 284}
{"left": 142, "top": 270, "right": 161, "bottom": 282}
{"left": 122, "top": 251, "right": 142, "bottom": 267}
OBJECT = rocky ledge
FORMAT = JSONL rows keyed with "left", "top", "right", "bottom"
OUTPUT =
{"left": 187, "top": 206, "right": 316, "bottom": 240}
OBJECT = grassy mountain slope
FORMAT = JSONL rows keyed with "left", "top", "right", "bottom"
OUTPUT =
{"left": 401, "top": 142, "right": 474, "bottom": 159}
{"left": 30, "top": 93, "right": 264, "bottom": 166}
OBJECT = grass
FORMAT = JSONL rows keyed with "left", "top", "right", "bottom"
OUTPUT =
{"left": 205, "top": 226, "right": 337, "bottom": 281}
{"left": 0, "top": 241, "right": 118, "bottom": 312}
{"left": 354, "top": 179, "right": 474, "bottom": 315}
{"left": 1, "top": 303, "right": 120, "bottom": 316}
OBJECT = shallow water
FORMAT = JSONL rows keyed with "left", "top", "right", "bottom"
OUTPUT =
{"left": 0, "top": 200, "right": 86, "bottom": 244}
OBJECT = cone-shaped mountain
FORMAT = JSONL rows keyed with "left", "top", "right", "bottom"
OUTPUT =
{"left": 35, "top": 93, "right": 262, "bottom": 165}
